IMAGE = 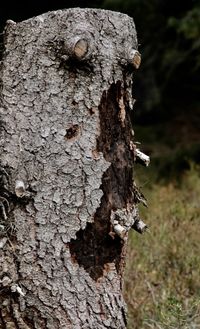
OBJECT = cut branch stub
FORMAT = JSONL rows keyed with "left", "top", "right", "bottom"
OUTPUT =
{"left": 129, "top": 49, "right": 141, "bottom": 69}
{"left": 63, "top": 35, "right": 91, "bottom": 61}
{"left": 74, "top": 39, "right": 88, "bottom": 59}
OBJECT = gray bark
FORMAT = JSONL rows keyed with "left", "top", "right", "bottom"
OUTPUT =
{"left": 0, "top": 8, "right": 143, "bottom": 328}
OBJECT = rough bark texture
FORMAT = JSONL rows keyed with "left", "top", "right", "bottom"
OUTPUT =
{"left": 0, "top": 8, "right": 141, "bottom": 328}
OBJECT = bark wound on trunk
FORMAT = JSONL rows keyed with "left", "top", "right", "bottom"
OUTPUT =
{"left": 69, "top": 82, "right": 134, "bottom": 281}
{"left": 0, "top": 8, "right": 146, "bottom": 329}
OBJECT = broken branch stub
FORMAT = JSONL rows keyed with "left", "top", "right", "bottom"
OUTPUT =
{"left": 132, "top": 219, "right": 148, "bottom": 234}
{"left": 0, "top": 8, "right": 148, "bottom": 328}
{"left": 15, "top": 180, "right": 25, "bottom": 197}
{"left": 135, "top": 148, "right": 150, "bottom": 166}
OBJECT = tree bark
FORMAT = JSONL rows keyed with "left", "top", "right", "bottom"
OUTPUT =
{"left": 0, "top": 8, "right": 143, "bottom": 328}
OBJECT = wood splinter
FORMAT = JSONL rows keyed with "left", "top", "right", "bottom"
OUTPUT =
{"left": 135, "top": 149, "right": 150, "bottom": 167}
{"left": 11, "top": 284, "right": 25, "bottom": 297}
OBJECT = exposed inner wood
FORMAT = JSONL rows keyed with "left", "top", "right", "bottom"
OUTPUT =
{"left": 69, "top": 81, "right": 135, "bottom": 281}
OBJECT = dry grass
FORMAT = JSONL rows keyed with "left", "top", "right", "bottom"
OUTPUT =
{"left": 124, "top": 164, "right": 200, "bottom": 329}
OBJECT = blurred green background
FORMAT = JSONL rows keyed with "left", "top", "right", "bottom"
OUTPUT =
{"left": 1, "top": 1, "right": 200, "bottom": 328}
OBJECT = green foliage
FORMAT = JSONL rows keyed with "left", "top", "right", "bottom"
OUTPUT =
{"left": 168, "top": 6, "right": 200, "bottom": 71}
{"left": 124, "top": 164, "right": 200, "bottom": 328}
{"left": 169, "top": 6, "right": 200, "bottom": 41}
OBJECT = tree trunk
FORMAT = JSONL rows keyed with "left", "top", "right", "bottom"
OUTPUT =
{"left": 0, "top": 8, "right": 145, "bottom": 328}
